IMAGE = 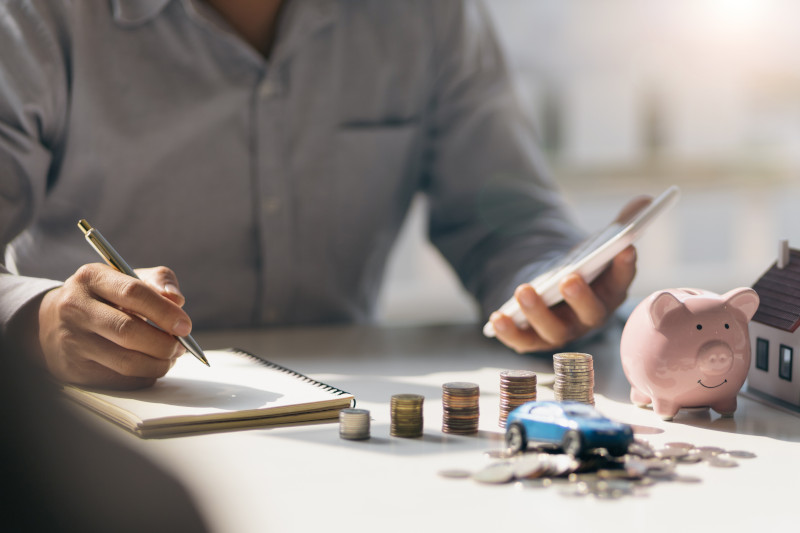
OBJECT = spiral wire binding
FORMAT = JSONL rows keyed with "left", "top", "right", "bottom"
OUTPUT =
{"left": 227, "top": 348, "right": 356, "bottom": 407}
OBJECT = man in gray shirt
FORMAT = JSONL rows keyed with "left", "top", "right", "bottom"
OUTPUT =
{"left": 0, "top": 0, "right": 636, "bottom": 389}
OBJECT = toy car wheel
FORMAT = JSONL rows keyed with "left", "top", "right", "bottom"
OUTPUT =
{"left": 561, "top": 430, "right": 584, "bottom": 457}
{"left": 505, "top": 423, "right": 527, "bottom": 454}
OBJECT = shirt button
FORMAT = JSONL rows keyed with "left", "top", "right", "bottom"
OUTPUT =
{"left": 258, "top": 80, "right": 279, "bottom": 99}
{"left": 262, "top": 197, "right": 282, "bottom": 214}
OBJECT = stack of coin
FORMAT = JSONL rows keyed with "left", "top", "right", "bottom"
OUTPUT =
{"left": 339, "top": 408, "right": 371, "bottom": 440}
{"left": 553, "top": 352, "right": 595, "bottom": 405}
{"left": 390, "top": 394, "right": 424, "bottom": 438}
{"left": 442, "top": 382, "right": 480, "bottom": 435}
{"left": 498, "top": 370, "right": 538, "bottom": 427}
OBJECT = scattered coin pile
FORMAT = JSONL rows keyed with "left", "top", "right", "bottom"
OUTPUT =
{"left": 470, "top": 452, "right": 580, "bottom": 484}
{"left": 442, "top": 382, "right": 480, "bottom": 435}
{"left": 390, "top": 394, "right": 424, "bottom": 438}
{"left": 339, "top": 408, "right": 371, "bottom": 440}
{"left": 553, "top": 352, "right": 595, "bottom": 405}
{"left": 439, "top": 439, "right": 756, "bottom": 500}
{"left": 498, "top": 370, "right": 538, "bottom": 428}
{"left": 648, "top": 441, "right": 756, "bottom": 467}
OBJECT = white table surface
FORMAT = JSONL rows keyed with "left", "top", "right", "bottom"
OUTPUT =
{"left": 96, "top": 322, "right": 800, "bottom": 533}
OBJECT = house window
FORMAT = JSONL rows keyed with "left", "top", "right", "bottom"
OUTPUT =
{"left": 756, "top": 338, "right": 769, "bottom": 372}
{"left": 779, "top": 345, "right": 793, "bottom": 381}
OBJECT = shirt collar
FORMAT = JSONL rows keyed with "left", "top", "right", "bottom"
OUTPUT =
{"left": 109, "top": 0, "right": 337, "bottom": 65}
{"left": 110, "top": 0, "right": 173, "bottom": 27}
{"left": 272, "top": 0, "right": 335, "bottom": 64}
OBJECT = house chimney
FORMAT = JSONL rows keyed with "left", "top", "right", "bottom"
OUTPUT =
{"left": 778, "top": 239, "right": 790, "bottom": 269}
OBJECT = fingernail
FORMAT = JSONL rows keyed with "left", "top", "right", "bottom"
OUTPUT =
{"left": 562, "top": 280, "right": 580, "bottom": 298}
{"left": 173, "top": 318, "right": 191, "bottom": 337}
{"left": 165, "top": 283, "right": 181, "bottom": 296}
{"left": 493, "top": 315, "right": 509, "bottom": 333}
{"left": 517, "top": 287, "right": 536, "bottom": 308}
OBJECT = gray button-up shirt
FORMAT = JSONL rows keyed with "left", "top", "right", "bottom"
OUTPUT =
{"left": 0, "top": 0, "right": 582, "bottom": 331}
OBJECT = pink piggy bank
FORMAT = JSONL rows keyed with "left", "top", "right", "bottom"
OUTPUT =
{"left": 620, "top": 288, "right": 759, "bottom": 420}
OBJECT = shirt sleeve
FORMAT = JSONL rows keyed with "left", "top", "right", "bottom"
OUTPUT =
{"left": 422, "top": 0, "right": 585, "bottom": 320}
{"left": 0, "top": 0, "right": 70, "bottom": 331}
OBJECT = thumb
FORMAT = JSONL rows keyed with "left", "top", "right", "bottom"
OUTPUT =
{"left": 134, "top": 266, "right": 186, "bottom": 307}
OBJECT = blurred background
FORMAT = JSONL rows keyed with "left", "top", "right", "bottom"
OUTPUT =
{"left": 377, "top": 0, "right": 800, "bottom": 325}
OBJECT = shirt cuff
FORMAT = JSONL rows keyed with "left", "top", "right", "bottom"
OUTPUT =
{"left": 0, "top": 273, "right": 63, "bottom": 333}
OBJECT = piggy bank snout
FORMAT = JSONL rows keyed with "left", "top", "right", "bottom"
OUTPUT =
{"left": 697, "top": 341, "right": 734, "bottom": 376}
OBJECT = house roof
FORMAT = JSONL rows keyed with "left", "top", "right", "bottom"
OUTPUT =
{"left": 752, "top": 249, "right": 800, "bottom": 332}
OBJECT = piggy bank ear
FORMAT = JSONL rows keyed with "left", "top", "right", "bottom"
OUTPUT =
{"left": 649, "top": 291, "right": 683, "bottom": 330}
{"left": 723, "top": 287, "right": 760, "bottom": 322}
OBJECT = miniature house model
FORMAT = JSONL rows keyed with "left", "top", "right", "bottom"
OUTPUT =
{"left": 747, "top": 240, "right": 800, "bottom": 409}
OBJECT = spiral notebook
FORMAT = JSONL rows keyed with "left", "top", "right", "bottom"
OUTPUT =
{"left": 63, "top": 349, "right": 355, "bottom": 438}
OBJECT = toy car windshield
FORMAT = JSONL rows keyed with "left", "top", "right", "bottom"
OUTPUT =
{"left": 561, "top": 405, "right": 604, "bottom": 419}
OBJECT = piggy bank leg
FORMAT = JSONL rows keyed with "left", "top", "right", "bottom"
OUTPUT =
{"left": 711, "top": 396, "right": 737, "bottom": 418}
{"left": 630, "top": 387, "right": 651, "bottom": 408}
{"left": 652, "top": 399, "right": 680, "bottom": 421}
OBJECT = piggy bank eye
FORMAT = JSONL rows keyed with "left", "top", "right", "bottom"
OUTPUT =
{"left": 725, "top": 323, "right": 730, "bottom": 329}
{"left": 696, "top": 324, "right": 703, "bottom": 330}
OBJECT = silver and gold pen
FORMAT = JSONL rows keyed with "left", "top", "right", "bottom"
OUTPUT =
{"left": 77, "top": 219, "right": 210, "bottom": 367}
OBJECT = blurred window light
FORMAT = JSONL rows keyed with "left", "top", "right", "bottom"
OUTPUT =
{"left": 379, "top": 0, "right": 800, "bottom": 324}
{"left": 703, "top": 0, "right": 766, "bottom": 33}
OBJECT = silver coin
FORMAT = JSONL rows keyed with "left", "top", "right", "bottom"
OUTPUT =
{"left": 484, "top": 449, "right": 514, "bottom": 460}
{"left": 512, "top": 455, "right": 547, "bottom": 479}
{"left": 623, "top": 458, "right": 650, "bottom": 478}
{"left": 676, "top": 451, "right": 704, "bottom": 464}
{"left": 548, "top": 454, "right": 580, "bottom": 477}
{"left": 559, "top": 482, "right": 591, "bottom": 497}
{"left": 438, "top": 468, "right": 472, "bottom": 479}
{"left": 635, "top": 477, "right": 657, "bottom": 487}
{"left": 592, "top": 485, "right": 626, "bottom": 499}
{"left": 723, "top": 450, "right": 756, "bottom": 459}
{"left": 655, "top": 448, "right": 688, "bottom": 460}
{"left": 472, "top": 462, "right": 516, "bottom": 484}
{"left": 696, "top": 446, "right": 725, "bottom": 455}
{"left": 665, "top": 442, "right": 695, "bottom": 450}
{"left": 340, "top": 434, "right": 370, "bottom": 440}
{"left": 695, "top": 449, "right": 720, "bottom": 461}
{"left": 708, "top": 457, "right": 739, "bottom": 468}
{"left": 340, "top": 408, "right": 370, "bottom": 416}
{"left": 597, "top": 469, "right": 638, "bottom": 480}
{"left": 673, "top": 475, "right": 703, "bottom": 483}
{"left": 339, "top": 408, "right": 371, "bottom": 440}
{"left": 596, "top": 479, "right": 635, "bottom": 492}
{"left": 514, "top": 478, "right": 552, "bottom": 489}
{"left": 646, "top": 463, "right": 677, "bottom": 479}
{"left": 627, "top": 442, "right": 656, "bottom": 459}
{"left": 537, "top": 454, "right": 559, "bottom": 477}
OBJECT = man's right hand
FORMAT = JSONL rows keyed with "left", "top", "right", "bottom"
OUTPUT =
{"left": 37, "top": 263, "right": 191, "bottom": 389}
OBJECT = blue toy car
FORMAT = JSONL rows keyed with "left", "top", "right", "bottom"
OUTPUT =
{"left": 505, "top": 401, "right": 634, "bottom": 457}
